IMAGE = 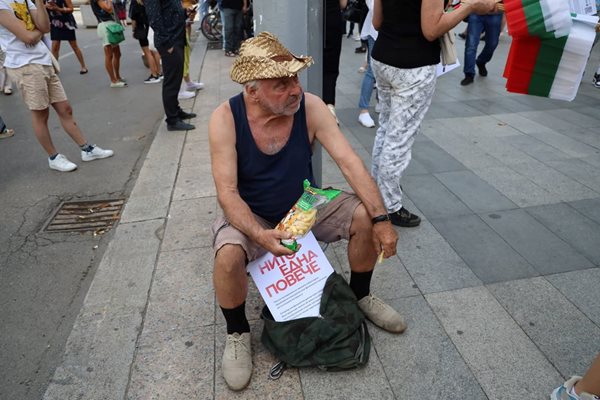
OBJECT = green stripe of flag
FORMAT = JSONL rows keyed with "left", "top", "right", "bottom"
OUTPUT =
{"left": 522, "top": 0, "right": 545, "bottom": 36}
{"left": 528, "top": 35, "right": 568, "bottom": 97}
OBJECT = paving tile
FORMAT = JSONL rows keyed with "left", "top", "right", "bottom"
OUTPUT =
{"left": 173, "top": 163, "right": 216, "bottom": 200}
{"left": 404, "top": 157, "right": 429, "bottom": 175}
{"left": 430, "top": 214, "right": 538, "bottom": 283}
{"left": 546, "top": 158, "right": 600, "bottom": 193}
{"left": 472, "top": 166, "right": 558, "bottom": 207}
{"left": 546, "top": 268, "right": 600, "bottom": 326}
{"left": 568, "top": 198, "right": 600, "bottom": 225}
{"left": 410, "top": 140, "right": 467, "bottom": 173}
{"left": 180, "top": 139, "right": 211, "bottom": 167}
{"left": 372, "top": 296, "right": 487, "bottom": 400}
{"left": 525, "top": 203, "right": 600, "bottom": 265}
{"left": 503, "top": 134, "right": 574, "bottom": 162}
{"left": 435, "top": 170, "right": 517, "bottom": 213}
{"left": 161, "top": 197, "right": 217, "bottom": 251}
{"left": 525, "top": 130, "right": 598, "bottom": 158}
{"left": 469, "top": 136, "right": 541, "bottom": 165}
{"left": 299, "top": 348, "right": 395, "bottom": 400}
{"left": 425, "top": 100, "right": 485, "bottom": 119}
{"left": 403, "top": 174, "right": 472, "bottom": 219}
{"left": 555, "top": 126, "right": 600, "bottom": 150}
{"left": 426, "top": 286, "right": 563, "bottom": 400}
{"left": 481, "top": 209, "right": 594, "bottom": 275}
{"left": 397, "top": 220, "right": 482, "bottom": 293}
{"left": 462, "top": 96, "right": 527, "bottom": 114}
{"left": 142, "top": 248, "right": 215, "bottom": 333}
{"left": 127, "top": 325, "right": 215, "bottom": 400}
{"left": 488, "top": 277, "right": 600, "bottom": 377}
{"left": 509, "top": 160, "right": 598, "bottom": 203}
{"left": 539, "top": 109, "right": 600, "bottom": 129}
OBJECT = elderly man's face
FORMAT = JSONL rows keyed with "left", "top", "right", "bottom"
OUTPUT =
{"left": 256, "top": 75, "right": 303, "bottom": 116}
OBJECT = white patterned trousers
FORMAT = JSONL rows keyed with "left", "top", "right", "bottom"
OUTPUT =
{"left": 371, "top": 59, "right": 436, "bottom": 213}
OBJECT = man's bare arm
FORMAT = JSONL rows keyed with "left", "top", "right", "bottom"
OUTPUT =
{"left": 208, "top": 102, "right": 294, "bottom": 256}
{"left": 0, "top": 10, "right": 44, "bottom": 45}
{"left": 30, "top": 0, "right": 50, "bottom": 33}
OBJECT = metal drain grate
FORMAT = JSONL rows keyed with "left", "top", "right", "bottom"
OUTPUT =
{"left": 44, "top": 199, "right": 125, "bottom": 233}
{"left": 207, "top": 41, "right": 223, "bottom": 50}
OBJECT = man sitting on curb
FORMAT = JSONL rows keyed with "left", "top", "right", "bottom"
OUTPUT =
{"left": 208, "top": 32, "right": 406, "bottom": 392}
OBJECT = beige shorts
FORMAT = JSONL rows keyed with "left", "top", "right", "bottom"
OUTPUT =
{"left": 212, "top": 191, "right": 362, "bottom": 262}
{"left": 7, "top": 64, "right": 67, "bottom": 110}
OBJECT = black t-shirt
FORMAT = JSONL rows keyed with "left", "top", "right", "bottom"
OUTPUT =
{"left": 91, "top": 0, "right": 114, "bottom": 22}
{"left": 371, "top": 0, "right": 440, "bottom": 68}
{"left": 221, "top": 0, "right": 243, "bottom": 10}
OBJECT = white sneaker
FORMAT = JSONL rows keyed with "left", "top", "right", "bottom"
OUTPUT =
{"left": 358, "top": 112, "right": 375, "bottom": 128}
{"left": 49, "top": 154, "right": 77, "bottom": 172}
{"left": 81, "top": 145, "right": 114, "bottom": 162}
{"left": 353, "top": 32, "right": 361, "bottom": 41}
{"left": 186, "top": 81, "right": 205, "bottom": 91}
{"left": 178, "top": 90, "right": 196, "bottom": 100}
{"left": 110, "top": 81, "right": 127, "bottom": 88}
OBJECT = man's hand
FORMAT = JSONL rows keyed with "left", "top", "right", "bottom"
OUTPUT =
{"left": 371, "top": 222, "right": 398, "bottom": 260}
{"left": 255, "top": 229, "right": 297, "bottom": 257}
{"left": 463, "top": 0, "right": 498, "bottom": 14}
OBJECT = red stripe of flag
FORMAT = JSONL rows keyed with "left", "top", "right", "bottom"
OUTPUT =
{"left": 505, "top": 36, "right": 542, "bottom": 94}
{"left": 504, "top": 0, "right": 529, "bottom": 37}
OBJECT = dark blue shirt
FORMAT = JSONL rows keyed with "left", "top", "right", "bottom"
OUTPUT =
{"left": 143, "top": 0, "right": 186, "bottom": 49}
{"left": 229, "top": 93, "right": 315, "bottom": 224}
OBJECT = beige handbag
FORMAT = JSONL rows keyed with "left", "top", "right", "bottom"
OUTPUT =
{"left": 440, "top": 29, "right": 458, "bottom": 66}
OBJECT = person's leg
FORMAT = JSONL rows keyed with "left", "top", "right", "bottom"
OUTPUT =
{"left": 103, "top": 45, "right": 118, "bottom": 83}
{"left": 51, "top": 100, "right": 86, "bottom": 146}
{"left": 462, "top": 14, "right": 484, "bottom": 81}
{"left": 112, "top": 45, "right": 122, "bottom": 81}
{"left": 51, "top": 40, "right": 61, "bottom": 60}
{"left": 222, "top": 8, "right": 235, "bottom": 53}
{"left": 232, "top": 9, "right": 243, "bottom": 52}
{"left": 68, "top": 40, "right": 88, "bottom": 72}
{"left": 31, "top": 108, "right": 58, "bottom": 155}
{"left": 358, "top": 37, "right": 376, "bottom": 127}
{"left": 576, "top": 353, "right": 600, "bottom": 396}
{"left": 158, "top": 43, "right": 185, "bottom": 125}
{"left": 151, "top": 50, "right": 162, "bottom": 75}
{"left": 476, "top": 14, "right": 502, "bottom": 67}
{"left": 370, "top": 59, "right": 392, "bottom": 181}
{"left": 142, "top": 47, "right": 160, "bottom": 77}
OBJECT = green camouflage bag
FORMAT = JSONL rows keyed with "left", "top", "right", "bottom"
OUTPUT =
{"left": 261, "top": 273, "right": 371, "bottom": 372}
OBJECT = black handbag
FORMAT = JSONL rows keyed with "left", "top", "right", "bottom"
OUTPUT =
{"left": 342, "top": 0, "right": 368, "bottom": 24}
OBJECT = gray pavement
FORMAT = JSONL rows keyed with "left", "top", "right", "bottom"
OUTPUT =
{"left": 42, "top": 27, "right": 600, "bottom": 400}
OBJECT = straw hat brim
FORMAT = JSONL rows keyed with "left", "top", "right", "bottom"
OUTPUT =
{"left": 231, "top": 54, "right": 314, "bottom": 84}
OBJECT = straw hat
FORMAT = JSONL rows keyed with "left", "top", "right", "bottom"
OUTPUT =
{"left": 230, "top": 32, "right": 314, "bottom": 84}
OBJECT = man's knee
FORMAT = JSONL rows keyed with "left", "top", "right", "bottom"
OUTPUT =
{"left": 350, "top": 203, "right": 372, "bottom": 235}
{"left": 214, "top": 244, "right": 247, "bottom": 275}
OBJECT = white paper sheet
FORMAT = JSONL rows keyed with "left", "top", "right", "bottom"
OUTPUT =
{"left": 247, "top": 232, "right": 335, "bottom": 322}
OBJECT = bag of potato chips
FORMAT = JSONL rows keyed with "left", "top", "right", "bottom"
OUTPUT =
{"left": 276, "top": 180, "right": 341, "bottom": 251}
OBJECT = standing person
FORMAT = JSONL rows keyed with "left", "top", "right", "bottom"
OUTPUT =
{"left": 323, "top": 0, "right": 347, "bottom": 123}
{"left": 210, "top": 32, "right": 405, "bottom": 391}
{"left": 145, "top": 0, "right": 197, "bottom": 131}
{"left": 460, "top": 12, "right": 503, "bottom": 86}
{"left": 370, "top": 0, "right": 497, "bottom": 227}
{"left": 220, "top": 0, "right": 246, "bottom": 57}
{"left": 0, "top": 0, "right": 114, "bottom": 171}
{"left": 45, "top": 0, "right": 88, "bottom": 74}
{"left": 91, "top": 0, "right": 126, "bottom": 87}
{"left": 179, "top": 0, "right": 204, "bottom": 99}
{"left": 129, "top": 0, "right": 161, "bottom": 83}
{"left": 357, "top": 0, "right": 377, "bottom": 128}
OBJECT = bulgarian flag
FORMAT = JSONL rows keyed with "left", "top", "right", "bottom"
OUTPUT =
{"left": 504, "top": 0, "right": 572, "bottom": 38}
{"left": 503, "top": 15, "right": 598, "bottom": 101}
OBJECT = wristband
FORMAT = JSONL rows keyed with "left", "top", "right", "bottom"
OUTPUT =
{"left": 371, "top": 214, "right": 391, "bottom": 224}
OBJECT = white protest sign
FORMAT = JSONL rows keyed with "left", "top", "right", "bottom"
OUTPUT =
{"left": 570, "top": 0, "right": 597, "bottom": 15}
{"left": 247, "top": 232, "right": 334, "bottom": 322}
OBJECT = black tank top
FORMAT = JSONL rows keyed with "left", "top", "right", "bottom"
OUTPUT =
{"left": 229, "top": 93, "right": 315, "bottom": 224}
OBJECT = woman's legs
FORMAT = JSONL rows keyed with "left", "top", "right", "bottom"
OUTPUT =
{"left": 142, "top": 46, "right": 160, "bottom": 77}
{"left": 51, "top": 40, "right": 61, "bottom": 60}
{"left": 68, "top": 40, "right": 88, "bottom": 72}
{"left": 112, "top": 45, "right": 122, "bottom": 80}
{"left": 103, "top": 45, "right": 117, "bottom": 83}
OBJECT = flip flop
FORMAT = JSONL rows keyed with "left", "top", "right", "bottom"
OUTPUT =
{"left": 80, "top": 69, "right": 88, "bottom": 75}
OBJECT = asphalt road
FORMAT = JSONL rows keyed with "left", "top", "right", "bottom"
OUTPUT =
{"left": 0, "top": 26, "right": 166, "bottom": 400}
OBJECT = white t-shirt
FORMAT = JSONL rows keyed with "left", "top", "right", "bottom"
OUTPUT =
{"left": 360, "top": 0, "right": 378, "bottom": 41}
{"left": 0, "top": 0, "right": 52, "bottom": 68}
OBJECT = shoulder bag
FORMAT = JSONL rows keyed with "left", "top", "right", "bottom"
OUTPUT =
{"left": 440, "top": 28, "right": 457, "bottom": 66}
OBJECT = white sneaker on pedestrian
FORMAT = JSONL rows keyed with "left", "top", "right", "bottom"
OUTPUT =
{"left": 222, "top": 332, "right": 252, "bottom": 391}
{"left": 81, "top": 145, "right": 114, "bottom": 162}
{"left": 353, "top": 32, "right": 361, "bottom": 41}
{"left": 186, "top": 81, "right": 205, "bottom": 91}
{"left": 178, "top": 90, "right": 196, "bottom": 100}
{"left": 49, "top": 154, "right": 77, "bottom": 172}
{"left": 110, "top": 81, "right": 127, "bottom": 88}
{"left": 358, "top": 112, "right": 375, "bottom": 128}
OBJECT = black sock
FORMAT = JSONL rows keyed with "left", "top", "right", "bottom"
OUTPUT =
{"left": 350, "top": 270, "right": 373, "bottom": 300}
{"left": 80, "top": 143, "right": 93, "bottom": 152}
{"left": 221, "top": 302, "right": 250, "bottom": 335}
{"left": 49, "top": 153, "right": 58, "bottom": 160}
